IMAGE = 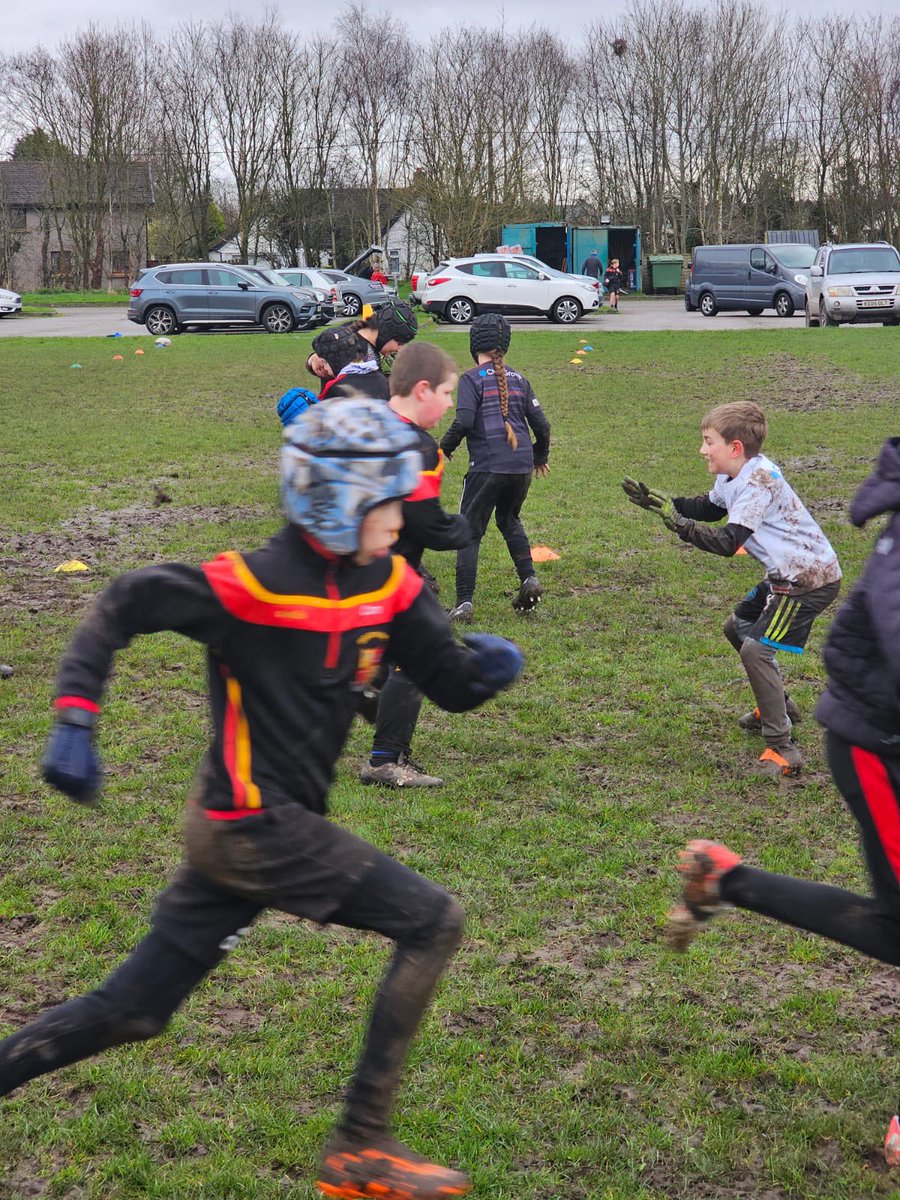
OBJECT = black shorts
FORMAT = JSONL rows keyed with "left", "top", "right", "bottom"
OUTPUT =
{"left": 152, "top": 802, "right": 448, "bottom": 966}
{"left": 733, "top": 579, "right": 841, "bottom": 655}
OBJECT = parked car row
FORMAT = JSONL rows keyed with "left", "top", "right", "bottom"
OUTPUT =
{"left": 685, "top": 240, "right": 900, "bottom": 327}
{"left": 415, "top": 254, "right": 601, "bottom": 324}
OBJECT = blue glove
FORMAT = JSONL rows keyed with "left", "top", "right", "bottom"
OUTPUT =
{"left": 463, "top": 634, "right": 524, "bottom": 690}
{"left": 42, "top": 718, "right": 101, "bottom": 806}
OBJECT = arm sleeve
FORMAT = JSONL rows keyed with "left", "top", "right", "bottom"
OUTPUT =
{"left": 389, "top": 588, "right": 500, "bottom": 711}
{"left": 54, "top": 564, "right": 230, "bottom": 707}
{"left": 523, "top": 382, "right": 551, "bottom": 465}
{"left": 439, "top": 372, "right": 479, "bottom": 458}
{"left": 870, "top": 530, "right": 900, "bottom": 687}
{"left": 673, "top": 520, "right": 753, "bottom": 557}
{"left": 673, "top": 494, "right": 728, "bottom": 521}
{"left": 401, "top": 498, "right": 472, "bottom": 551}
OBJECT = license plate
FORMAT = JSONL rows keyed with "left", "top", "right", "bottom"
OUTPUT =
{"left": 858, "top": 298, "right": 893, "bottom": 308}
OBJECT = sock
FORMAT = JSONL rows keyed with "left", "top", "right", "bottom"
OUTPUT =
{"left": 369, "top": 750, "right": 399, "bottom": 766}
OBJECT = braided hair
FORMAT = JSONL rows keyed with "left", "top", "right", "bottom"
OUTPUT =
{"left": 470, "top": 313, "right": 516, "bottom": 450}
{"left": 490, "top": 349, "right": 517, "bottom": 450}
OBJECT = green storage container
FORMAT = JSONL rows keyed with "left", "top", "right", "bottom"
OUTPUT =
{"left": 648, "top": 254, "right": 684, "bottom": 292}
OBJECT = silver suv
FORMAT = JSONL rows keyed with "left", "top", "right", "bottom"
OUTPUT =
{"left": 805, "top": 242, "right": 900, "bottom": 327}
{"left": 127, "top": 263, "right": 320, "bottom": 335}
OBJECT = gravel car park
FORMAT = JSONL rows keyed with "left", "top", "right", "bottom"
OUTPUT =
{"left": 127, "top": 263, "right": 319, "bottom": 335}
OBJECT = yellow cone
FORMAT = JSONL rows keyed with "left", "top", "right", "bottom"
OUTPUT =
{"left": 53, "top": 560, "right": 90, "bottom": 573}
{"left": 570, "top": 357, "right": 584, "bottom": 364}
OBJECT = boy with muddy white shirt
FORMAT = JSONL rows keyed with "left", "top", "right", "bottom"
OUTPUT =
{"left": 623, "top": 401, "right": 841, "bottom": 777}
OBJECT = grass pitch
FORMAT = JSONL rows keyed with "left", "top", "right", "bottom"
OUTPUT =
{"left": 1, "top": 326, "right": 899, "bottom": 1199}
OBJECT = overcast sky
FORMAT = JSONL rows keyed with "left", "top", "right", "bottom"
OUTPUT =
{"left": 3, "top": 0, "right": 899, "bottom": 54}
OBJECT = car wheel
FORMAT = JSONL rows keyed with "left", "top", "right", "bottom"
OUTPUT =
{"left": 342, "top": 293, "right": 362, "bottom": 317}
{"left": 699, "top": 291, "right": 717, "bottom": 316}
{"left": 819, "top": 299, "right": 837, "bottom": 327}
{"left": 804, "top": 301, "right": 819, "bottom": 328}
{"left": 144, "top": 306, "right": 179, "bottom": 336}
{"left": 262, "top": 303, "right": 295, "bottom": 334}
{"left": 746, "top": 307, "right": 764, "bottom": 316}
{"left": 550, "top": 296, "right": 582, "bottom": 324}
{"left": 774, "top": 291, "right": 795, "bottom": 318}
{"left": 446, "top": 296, "right": 476, "bottom": 325}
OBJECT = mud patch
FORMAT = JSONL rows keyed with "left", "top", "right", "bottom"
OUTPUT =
{"left": 735, "top": 354, "right": 893, "bottom": 414}
{"left": 3, "top": 502, "right": 272, "bottom": 572}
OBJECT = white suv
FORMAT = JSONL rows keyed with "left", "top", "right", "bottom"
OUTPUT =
{"left": 805, "top": 242, "right": 900, "bottom": 327}
{"left": 421, "top": 256, "right": 600, "bottom": 324}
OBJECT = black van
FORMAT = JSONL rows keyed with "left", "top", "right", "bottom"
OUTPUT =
{"left": 685, "top": 243, "right": 816, "bottom": 318}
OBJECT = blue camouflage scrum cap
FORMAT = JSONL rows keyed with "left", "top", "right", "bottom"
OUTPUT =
{"left": 277, "top": 387, "right": 320, "bottom": 428}
{"left": 281, "top": 396, "right": 422, "bottom": 555}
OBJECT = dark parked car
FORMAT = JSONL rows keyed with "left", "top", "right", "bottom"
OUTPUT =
{"left": 127, "top": 263, "right": 319, "bottom": 335}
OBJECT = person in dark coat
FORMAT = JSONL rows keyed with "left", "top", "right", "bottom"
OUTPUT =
{"left": 667, "top": 436, "right": 900, "bottom": 1166}
{"left": 581, "top": 250, "right": 602, "bottom": 279}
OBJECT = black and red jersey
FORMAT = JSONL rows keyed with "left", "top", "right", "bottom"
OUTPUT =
{"left": 53, "top": 526, "right": 497, "bottom": 818}
{"left": 393, "top": 419, "right": 471, "bottom": 569}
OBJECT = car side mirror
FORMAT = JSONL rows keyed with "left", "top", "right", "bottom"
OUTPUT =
{"left": 537, "top": 272, "right": 550, "bottom": 281}
{"left": 810, "top": 265, "right": 823, "bottom": 278}
{"left": 239, "top": 281, "right": 251, "bottom": 290}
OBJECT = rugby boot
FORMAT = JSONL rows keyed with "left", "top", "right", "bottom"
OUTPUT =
{"left": 738, "top": 694, "right": 803, "bottom": 732}
{"left": 667, "top": 839, "right": 742, "bottom": 951}
{"left": 512, "top": 575, "right": 542, "bottom": 613}
{"left": 448, "top": 601, "right": 474, "bottom": 624}
{"left": 317, "top": 1131, "right": 471, "bottom": 1199}
{"left": 757, "top": 741, "right": 802, "bottom": 778}
{"left": 359, "top": 753, "right": 443, "bottom": 788}
{"left": 884, "top": 1115, "right": 900, "bottom": 1167}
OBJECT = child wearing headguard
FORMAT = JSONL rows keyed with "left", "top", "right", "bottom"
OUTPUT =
{"left": 440, "top": 313, "right": 551, "bottom": 621}
{"left": 3, "top": 397, "right": 523, "bottom": 1200}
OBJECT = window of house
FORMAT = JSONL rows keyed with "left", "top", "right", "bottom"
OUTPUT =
{"left": 111, "top": 251, "right": 129, "bottom": 277}
{"left": 50, "top": 250, "right": 74, "bottom": 278}
{"left": 10, "top": 207, "right": 27, "bottom": 231}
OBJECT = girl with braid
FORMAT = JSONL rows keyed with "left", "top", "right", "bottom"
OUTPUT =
{"left": 440, "top": 314, "right": 551, "bottom": 621}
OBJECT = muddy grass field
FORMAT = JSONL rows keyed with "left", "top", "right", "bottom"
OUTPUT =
{"left": 1, "top": 328, "right": 899, "bottom": 1199}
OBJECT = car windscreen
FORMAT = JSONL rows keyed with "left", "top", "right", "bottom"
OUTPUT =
{"left": 829, "top": 247, "right": 900, "bottom": 274}
{"left": 770, "top": 245, "right": 816, "bottom": 268}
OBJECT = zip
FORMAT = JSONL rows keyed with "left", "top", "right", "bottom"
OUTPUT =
{"left": 324, "top": 564, "right": 341, "bottom": 668}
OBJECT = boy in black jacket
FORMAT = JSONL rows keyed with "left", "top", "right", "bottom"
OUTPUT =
{"left": 360, "top": 341, "right": 472, "bottom": 788}
{"left": 3, "top": 397, "right": 523, "bottom": 1200}
{"left": 667, "top": 437, "right": 900, "bottom": 1165}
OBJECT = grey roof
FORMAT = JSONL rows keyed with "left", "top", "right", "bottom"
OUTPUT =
{"left": 0, "top": 160, "right": 153, "bottom": 208}
{"left": 766, "top": 229, "right": 820, "bottom": 248}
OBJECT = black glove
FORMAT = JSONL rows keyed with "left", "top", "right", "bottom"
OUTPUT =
{"left": 42, "top": 707, "right": 101, "bottom": 806}
{"left": 622, "top": 477, "right": 656, "bottom": 509}
{"left": 463, "top": 634, "right": 524, "bottom": 690}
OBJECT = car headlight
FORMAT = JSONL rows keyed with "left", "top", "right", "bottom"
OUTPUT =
{"left": 827, "top": 286, "right": 853, "bottom": 297}
{"left": 793, "top": 273, "right": 809, "bottom": 285}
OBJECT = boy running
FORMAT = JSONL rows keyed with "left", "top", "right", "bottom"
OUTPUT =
{"left": 359, "top": 341, "right": 472, "bottom": 789}
{"left": 624, "top": 400, "right": 841, "bottom": 777}
{"left": 1, "top": 397, "right": 524, "bottom": 1200}
{"left": 668, "top": 437, "right": 900, "bottom": 1163}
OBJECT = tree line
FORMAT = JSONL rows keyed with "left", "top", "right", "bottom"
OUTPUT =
{"left": 0, "top": 0, "right": 897, "bottom": 283}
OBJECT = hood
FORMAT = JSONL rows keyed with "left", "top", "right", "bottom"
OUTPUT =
{"left": 850, "top": 437, "right": 900, "bottom": 526}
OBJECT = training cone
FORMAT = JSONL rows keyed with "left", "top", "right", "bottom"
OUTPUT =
{"left": 53, "top": 560, "right": 89, "bottom": 573}
{"left": 531, "top": 546, "right": 560, "bottom": 562}
{"left": 582, "top": 345, "right": 595, "bottom": 351}
{"left": 70, "top": 363, "right": 82, "bottom": 369}
{"left": 113, "top": 354, "right": 123, "bottom": 361}
{"left": 135, "top": 348, "right": 145, "bottom": 356}
{"left": 570, "top": 357, "right": 583, "bottom": 365}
